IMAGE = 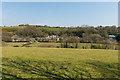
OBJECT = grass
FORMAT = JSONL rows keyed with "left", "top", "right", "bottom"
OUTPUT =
{"left": 29, "top": 42, "right": 92, "bottom": 48}
{"left": 6, "top": 42, "right": 25, "bottom": 47}
{"left": 29, "top": 42, "right": 60, "bottom": 47}
{"left": 2, "top": 47, "right": 118, "bottom": 79}
{"left": 7, "top": 42, "right": 118, "bottom": 50}
{"left": 37, "top": 26, "right": 61, "bottom": 30}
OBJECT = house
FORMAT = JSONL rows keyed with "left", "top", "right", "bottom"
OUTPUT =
{"left": 11, "top": 35, "right": 27, "bottom": 42}
{"left": 109, "top": 35, "right": 116, "bottom": 39}
{"left": 52, "top": 37, "right": 60, "bottom": 42}
{"left": 56, "top": 38, "right": 60, "bottom": 42}
{"left": 11, "top": 35, "right": 20, "bottom": 42}
{"left": 45, "top": 35, "right": 60, "bottom": 42}
{"left": 46, "top": 35, "right": 57, "bottom": 39}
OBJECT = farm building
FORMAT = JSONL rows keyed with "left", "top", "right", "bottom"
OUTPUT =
{"left": 11, "top": 35, "right": 27, "bottom": 42}
{"left": 109, "top": 35, "right": 116, "bottom": 39}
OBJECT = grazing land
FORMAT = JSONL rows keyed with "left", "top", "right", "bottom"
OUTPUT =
{"left": 5, "top": 42, "right": 118, "bottom": 50}
{"left": 2, "top": 47, "right": 118, "bottom": 79}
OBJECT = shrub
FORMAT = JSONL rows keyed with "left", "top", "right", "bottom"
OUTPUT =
{"left": 13, "top": 45, "right": 19, "bottom": 47}
{"left": 26, "top": 46, "right": 31, "bottom": 47}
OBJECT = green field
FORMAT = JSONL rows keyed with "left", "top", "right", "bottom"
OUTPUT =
{"left": 7, "top": 42, "right": 25, "bottom": 47}
{"left": 5, "top": 42, "right": 87, "bottom": 47}
{"left": 2, "top": 47, "right": 118, "bottom": 79}
{"left": 5, "top": 42, "right": 118, "bottom": 50}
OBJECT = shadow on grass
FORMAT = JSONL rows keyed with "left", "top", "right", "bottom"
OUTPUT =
{"left": 2, "top": 57, "right": 119, "bottom": 80}
{"left": 86, "top": 61, "right": 118, "bottom": 78}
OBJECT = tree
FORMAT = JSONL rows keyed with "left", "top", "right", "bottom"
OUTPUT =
{"left": 19, "top": 24, "right": 24, "bottom": 26}
{"left": 16, "top": 26, "right": 47, "bottom": 38}
{"left": 116, "top": 34, "right": 120, "bottom": 42}
{"left": 2, "top": 32, "right": 13, "bottom": 42}
{"left": 82, "top": 34, "right": 103, "bottom": 43}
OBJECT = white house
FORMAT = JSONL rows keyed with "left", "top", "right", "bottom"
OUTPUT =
{"left": 109, "top": 35, "right": 116, "bottom": 39}
{"left": 45, "top": 35, "right": 60, "bottom": 42}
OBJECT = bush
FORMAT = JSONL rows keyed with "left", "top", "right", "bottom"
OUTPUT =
{"left": 116, "top": 34, "right": 120, "bottom": 42}
{"left": 26, "top": 46, "right": 31, "bottom": 47}
{"left": 13, "top": 45, "right": 19, "bottom": 47}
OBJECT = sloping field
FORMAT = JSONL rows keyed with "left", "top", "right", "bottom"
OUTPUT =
{"left": 2, "top": 47, "right": 118, "bottom": 79}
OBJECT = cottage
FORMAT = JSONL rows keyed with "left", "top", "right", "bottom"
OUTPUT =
{"left": 11, "top": 35, "right": 27, "bottom": 42}
{"left": 56, "top": 38, "right": 59, "bottom": 42}
{"left": 45, "top": 35, "right": 60, "bottom": 42}
{"left": 109, "top": 35, "right": 116, "bottom": 39}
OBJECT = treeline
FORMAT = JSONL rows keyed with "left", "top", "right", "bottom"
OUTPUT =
{"left": 61, "top": 42, "right": 118, "bottom": 50}
{"left": 2, "top": 25, "right": 120, "bottom": 43}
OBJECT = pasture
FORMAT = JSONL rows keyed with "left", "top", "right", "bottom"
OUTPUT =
{"left": 5, "top": 42, "right": 118, "bottom": 50}
{"left": 2, "top": 47, "right": 118, "bottom": 79}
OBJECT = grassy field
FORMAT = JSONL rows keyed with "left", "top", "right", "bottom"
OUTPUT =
{"left": 6, "top": 42, "right": 25, "bottom": 47}
{"left": 6, "top": 42, "right": 118, "bottom": 50}
{"left": 2, "top": 47, "right": 118, "bottom": 79}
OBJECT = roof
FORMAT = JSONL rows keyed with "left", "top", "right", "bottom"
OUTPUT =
{"left": 109, "top": 35, "right": 115, "bottom": 37}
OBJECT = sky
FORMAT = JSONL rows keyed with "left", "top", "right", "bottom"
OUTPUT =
{"left": 2, "top": 2, "right": 118, "bottom": 27}
{"left": 2, "top": 0, "right": 120, "bottom": 2}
